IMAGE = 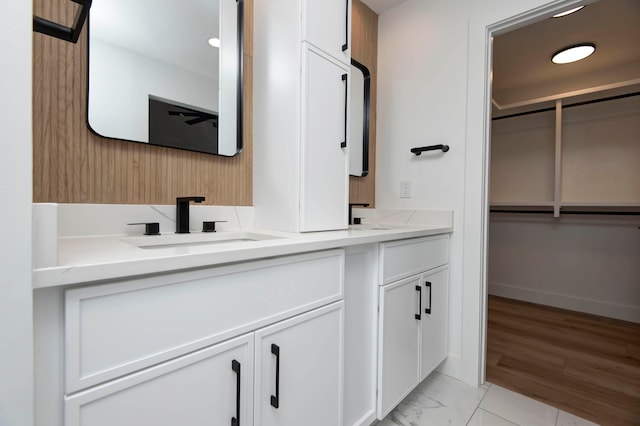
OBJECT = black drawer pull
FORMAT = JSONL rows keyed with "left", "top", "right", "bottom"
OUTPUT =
{"left": 415, "top": 285, "right": 422, "bottom": 320}
{"left": 425, "top": 281, "right": 432, "bottom": 315}
{"left": 270, "top": 344, "right": 280, "bottom": 409}
{"left": 231, "top": 360, "right": 241, "bottom": 426}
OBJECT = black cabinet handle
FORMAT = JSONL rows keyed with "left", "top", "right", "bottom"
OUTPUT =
{"left": 270, "top": 344, "right": 280, "bottom": 409}
{"left": 415, "top": 285, "right": 422, "bottom": 320}
{"left": 425, "top": 281, "right": 432, "bottom": 315}
{"left": 342, "top": 0, "right": 349, "bottom": 51}
{"left": 341, "top": 73, "right": 348, "bottom": 148}
{"left": 231, "top": 360, "right": 241, "bottom": 426}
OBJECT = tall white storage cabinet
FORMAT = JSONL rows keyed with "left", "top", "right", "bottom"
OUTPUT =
{"left": 254, "top": 0, "right": 351, "bottom": 232}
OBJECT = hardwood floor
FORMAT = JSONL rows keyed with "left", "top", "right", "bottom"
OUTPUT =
{"left": 486, "top": 295, "right": 640, "bottom": 426}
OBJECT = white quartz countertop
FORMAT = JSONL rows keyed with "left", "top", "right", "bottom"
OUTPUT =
{"left": 32, "top": 224, "right": 451, "bottom": 288}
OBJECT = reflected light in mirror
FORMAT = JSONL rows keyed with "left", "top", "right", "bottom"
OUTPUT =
{"left": 208, "top": 37, "right": 220, "bottom": 48}
{"left": 552, "top": 6, "right": 585, "bottom": 18}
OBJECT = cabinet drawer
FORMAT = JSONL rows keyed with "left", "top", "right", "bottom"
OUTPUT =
{"left": 65, "top": 334, "right": 254, "bottom": 426}
{"left": 65, "top": 250, "right": 344, "bottom": 393}
{"left": 379, "top": 235, "right": 449, "bottom": 285}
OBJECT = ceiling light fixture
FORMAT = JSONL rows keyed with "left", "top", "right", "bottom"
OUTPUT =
{"left": 208, "top": 37, "right": 220, "bottom": 48}
{"left": 552, "top": 6, "right": 585, "bottom": 18}
{"left": 551, "top": 43, "right": 595, "bottom": 64}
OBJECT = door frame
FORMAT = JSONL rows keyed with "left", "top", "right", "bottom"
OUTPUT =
{"left": 476, "top": 0, "right": 593, "bottom": 384}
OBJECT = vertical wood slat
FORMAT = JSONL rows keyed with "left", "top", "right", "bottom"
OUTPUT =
{"left": 33, "top": 0, "right": 253, "bottom": 206}
{"left": 349, "top": 0, "right": 378, "bottom": 207}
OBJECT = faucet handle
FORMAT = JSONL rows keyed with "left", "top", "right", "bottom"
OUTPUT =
{"left": 348, "top": 203, "right": 370, "bottom": 225}
{"left": 127, "top": 222, "right": 160, "bottom": 236}
{"left": 202, "top": 221, "right": 228, "bottom": 233}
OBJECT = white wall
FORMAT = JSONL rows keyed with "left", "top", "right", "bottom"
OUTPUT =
{"left": 489, "top": 215, "right": 640, "bottom": 322}
{"left": 0, "top": 1, "right": 33, "bottom": 425}
{"left": 376, "top": 0, "right": 581, "bottom": 385}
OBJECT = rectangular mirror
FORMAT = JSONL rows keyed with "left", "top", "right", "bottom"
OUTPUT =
{"left": 87, "top": 0, "right": 243, "bottom": 156}
{"left": 349, "top": 59, "right": 370, "bottom": 176}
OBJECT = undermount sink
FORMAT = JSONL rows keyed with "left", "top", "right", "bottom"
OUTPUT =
{"left": 123, "top": 231, "right": 282, "bottom": 250}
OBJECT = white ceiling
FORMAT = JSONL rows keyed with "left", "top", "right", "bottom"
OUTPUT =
{"left": 89, "top": 0, "right": 220, "bottom": 77}
{"left": 492, "top": 0, "right": 640, "bottom": 110}
{"left": 360, "top": 0, "right": 406, "bottom": 14}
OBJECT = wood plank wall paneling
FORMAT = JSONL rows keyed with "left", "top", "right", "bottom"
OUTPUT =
{"left": 350, "top": 0, "right": 378, "bottom": 207}
{"left": 33, "top": 0, "right": 253, "bottom": 205}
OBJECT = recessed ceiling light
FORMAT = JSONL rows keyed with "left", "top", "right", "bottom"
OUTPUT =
{"left": 551, "top": 43, "right": 595, "bottom": 64}
{"left": 552, "top": 6, "right": 585, "bottom": 18}
{"left": 208, "top": 37, "right": 220, "bottom": 48}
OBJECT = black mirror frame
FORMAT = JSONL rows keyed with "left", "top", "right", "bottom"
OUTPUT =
{"left": 85, "top": 0, "right": 244, "bottom": 157}
{"left": 234, "top": 0, "right": 244, "bottom": 156}
{"left": 350, "top": 58, "right": 370, "bottom": 177}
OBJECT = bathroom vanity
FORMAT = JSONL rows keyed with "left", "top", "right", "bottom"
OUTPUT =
{"left": 31, "top": 1, "right": 450, "bottom": 424}
{"left": 33, "top": 206, "right": 451, "bottom": 426}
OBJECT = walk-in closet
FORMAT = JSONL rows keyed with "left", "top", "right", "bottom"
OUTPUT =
{"left": 486, "top": 1, "right": 640, "bottom": 424}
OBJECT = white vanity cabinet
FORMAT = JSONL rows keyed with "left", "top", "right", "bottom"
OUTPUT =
{"left": 254, "top": 0, "right": 351, "bottom": 232}
{"left": 66, "top": 303, "right": 344, "bottom": 426}
{"left": 376, "top": 236, "right": 450, "bottom": 419}
{"left": 54, "top": 250, "right": 345, "bottom": 426}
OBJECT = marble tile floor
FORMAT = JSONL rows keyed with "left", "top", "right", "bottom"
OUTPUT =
{"left": 377, "top": 372, "right": 600, "bottom": 426}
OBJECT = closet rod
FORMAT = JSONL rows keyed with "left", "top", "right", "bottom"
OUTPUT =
{"left": 492, "top": 91, "right": 640, "bottom": 121}
{"left": 490, "top": 209, "right": 640, "bottom": 216}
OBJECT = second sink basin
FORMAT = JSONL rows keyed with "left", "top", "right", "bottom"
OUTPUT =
{"left": 124, "top": 231, "right": 282, "bottom": 250}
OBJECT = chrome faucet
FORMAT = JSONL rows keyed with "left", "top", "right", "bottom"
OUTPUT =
{"left": 176, "top": 196, "right": 205, "bottom": 233}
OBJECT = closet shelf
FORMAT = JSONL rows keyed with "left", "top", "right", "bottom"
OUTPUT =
{"left": 490, "top": 202, "right": 554, "bottom": 208}
{"left": 559, "top": 202, "right": 640, "bottom": 208}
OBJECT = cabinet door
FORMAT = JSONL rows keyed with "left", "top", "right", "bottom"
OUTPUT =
{"left": 300, "top": 46, "right": 349, "bottom": 232}
{"left": 255, "top": 302, "right": 344, "bottom": 426}
{"left": 302, "top": 0, "right": 350, "bottom": 63}
{"left": 65, "top": 334, "right": 253, "bottom": 426}
{"left": 377, "top": 276, "right": 421, "bottom": 419}
{"left": 420, "top": 267, "right": 449, "bottom": 381}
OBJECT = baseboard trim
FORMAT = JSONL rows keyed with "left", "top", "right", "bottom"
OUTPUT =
{"left": 351, "top": 409, "right": 376, "bottom": 426}
{"left": 437, "top": 354, "right": 463, "bottom": 382}
{"left": 489, "top": 282, "right": 640, "bottom": 323}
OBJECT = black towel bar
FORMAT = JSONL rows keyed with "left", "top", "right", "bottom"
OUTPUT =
{"left": 411, "top": 144, "right": 449, "bottom": 155}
